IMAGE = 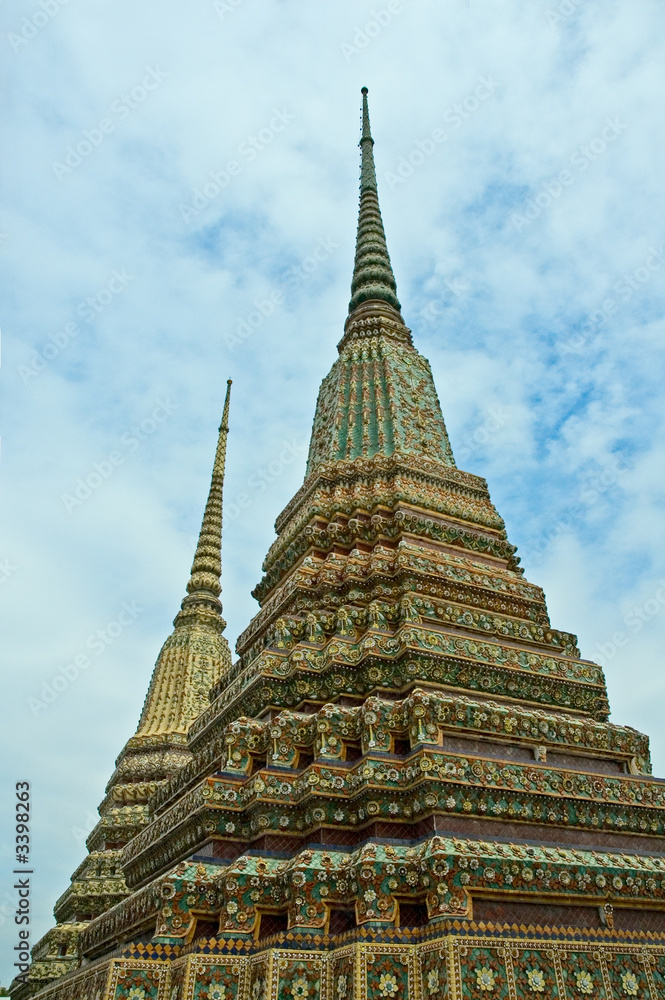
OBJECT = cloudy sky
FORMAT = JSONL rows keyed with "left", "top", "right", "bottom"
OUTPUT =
{"left": 2, "top": 0, "right": 665, "bottom": 984}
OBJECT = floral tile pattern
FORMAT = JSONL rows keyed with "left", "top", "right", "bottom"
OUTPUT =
{"left": 276, "top": 957, "right": 321, "bottom": 1000}
{"left": 365, "top": 950, "right": 409, "bottom": 1000}
{"left": 559, "top": 951, "right": 607, "bottom": 999}
{"left": 420, "top": 946, "right": 450, "bottom": 999}
{"left": 512, "top": 948, "right": 560, "bottom": 999}
{"left": 331, "top": 950, "right": 355, "bottom": 1000}
{"left": 168, "top": 962, "right": 187, "bottom": 1000}
{"left": 190, "top": 959, "right": 243, "bottom": 1000}
{"left": 603, "top": 952, "right": 650, "bottom": 998}
{"left": 458, "top": 947, "right": 510, "bottom": 1000}
{"left": 27, "top": 939, "right": 665, "bottom": 999}
{"left": 109, "top": 962, "right": 165, "bottom": 999}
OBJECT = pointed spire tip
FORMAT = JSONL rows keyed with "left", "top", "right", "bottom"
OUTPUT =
{"left": 181, "top": 379, "right": 232, "bottom": 612}
{"left": 349, "top": 88, "right": 401, "bottom": 315}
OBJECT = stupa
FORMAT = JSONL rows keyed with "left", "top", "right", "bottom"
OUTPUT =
{"left": 16, "top": 90, "right": 665, "bottom": 1000}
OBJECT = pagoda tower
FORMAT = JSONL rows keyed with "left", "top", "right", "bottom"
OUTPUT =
{"left": 14, "top": 383, "right": 233, "bottom": 998}
{"left": 19, "top": 92, "right": 665, "bottom": 1000}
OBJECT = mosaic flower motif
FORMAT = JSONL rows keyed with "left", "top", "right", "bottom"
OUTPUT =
{"left": 575, "top": 971, "right": 594, "bottom": 995}
{"left": 127, "top": 989, "right": 147, "bottom": 1000}
{"left": 476, "top": 966, "right": 496, "bottom": 993}
{"left": 291, "top": 978, "right": 310, "bottom": 998}
{"left": 336, "top": 973, "right": 348, "bottom": 997}
{"left": 252, "top": 979, "right": 265, "bottom": 1000}
{"left": 427, "top": 968, "right": 439, "bottom": 993}
{"left": 378, "top": 973, "right": 399, "bottom": 997}
{"left": 621, "top": 971, "right": 639, "bottom": 996}
{"left": 526, "top": 969, "right": 546, "bottom": 993}
{"left": 476, "top": 967, "right": 496, "bottom": 992}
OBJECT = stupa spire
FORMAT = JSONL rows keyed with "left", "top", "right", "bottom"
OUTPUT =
{"left": 349, "top": 87, "right": 401, "bottom": 313}
{"left": 135, "top": 380, "right": 233, "bottom": 737}
{"left": 304, "top": 92, "right": 455, "bottom": 476}
{"left": 19, "top": 384, "right": 235, "bottom": 995}
{"left": 180, "top": 378, "right": 232, "bottom": 619}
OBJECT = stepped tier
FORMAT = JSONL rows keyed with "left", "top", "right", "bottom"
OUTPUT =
{"left": 83, "top": 842, "right": 665, "bottom": 953}
{"left": 117, "top": 686, "right": 657, "bottom": 891}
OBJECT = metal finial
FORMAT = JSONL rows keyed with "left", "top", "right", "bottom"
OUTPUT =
{"left": 361, "top": 87, "right": 373, "bottom": 145}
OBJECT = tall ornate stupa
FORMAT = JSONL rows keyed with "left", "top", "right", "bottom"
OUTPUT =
{"left": 16, "top": 91, "right": 665, "bottom": 1000}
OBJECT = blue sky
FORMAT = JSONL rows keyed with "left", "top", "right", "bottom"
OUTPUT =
{"left": 2, "top": 0, "right": 665, "bottom": 986}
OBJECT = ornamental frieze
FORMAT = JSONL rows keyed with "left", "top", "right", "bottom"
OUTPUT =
{"left": 263, "top": 475, "right": 505, "bottom": 573}
{"left": 253, "top": 624, "right": 600, "bottom": 693}
{"left": 253, "top": 510, "right": 520, "bottom": 605}
{"left": 252, "top": 511, "right": 519, "bottom": 603}
{"left": 187, "top": 651, "right": 610, "bottom": 773}
{"left": 236, "top": 547, "right": 548, "bottom": 658}
{"left": 88, "top": 840, "right": 665, "bottom": 954}
{"left": 122, "top": 737, "right": 662, "bottom": 890}
{"left": 149, "top": 689, "right": 647, "bottom": 826}
{"left": 240, "top": 594, "right": 576, "bottom": 667}
{"left": 276, "top": 450, "right": 491, "bottom": 533}
{"left": 27, "top": 940, "right": 665, "bottom": 1000}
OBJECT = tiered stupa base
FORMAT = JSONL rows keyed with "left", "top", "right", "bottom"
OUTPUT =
{"left": 28, "top": 919, "right": 665, "bottom": 999}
